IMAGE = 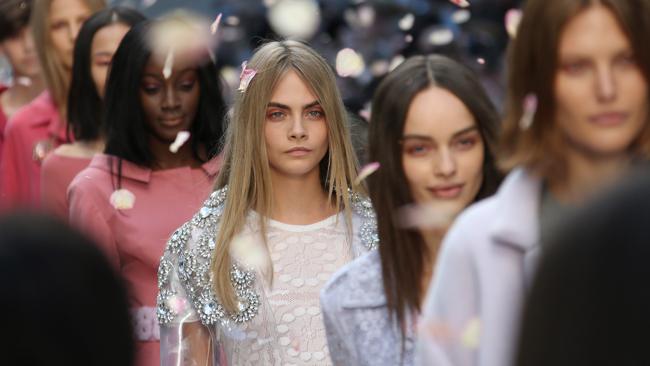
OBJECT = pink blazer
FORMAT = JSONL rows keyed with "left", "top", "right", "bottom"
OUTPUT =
{"left": 0, "top": 84, "right": 8, "bottom": 164}
{"left": 417, "top": 169, "right": 543, "bottom": 366}
{"left": 0, "top": 91, "right": 68, "bottom": 209}
{"left": 41, "top": 153, "right": 91, "bottom": 219}
{"left": 68, "top": 153, "right": 221, "bottom": 366}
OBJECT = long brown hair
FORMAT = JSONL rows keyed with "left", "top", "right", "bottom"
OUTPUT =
{"left": 499, "top": 0, "right": 650, "bottom": 179}
{"left": 211, "top": 40, "right": 361, "bottom": 312}
{"left": 367, "top": 55, "right": 501, "bottom": 347}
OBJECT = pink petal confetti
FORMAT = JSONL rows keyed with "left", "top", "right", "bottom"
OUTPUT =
{"left": 398, "top": 13, "right": 415, "bottom": 31}
{"left": 169, "top": 131, "right": 190, "bottom": 153}
{"left": 162, "top": 48, "right": 174, "bottom": 80}
{"left": 210, "top": 13, "right": 222, "bottom": 35}
{"left": 166, "top": 295, "right": 189, "bottom": 314}
{"left": 336, "top": 48, "right": 365, "bottom": 78}
{"left": 141, "top": 0, "right": 157, "bottom": 8}
{"left": 354, "top": 162, "right": 380, "bottom": 185}
{"left": 449, "top": 0, "right": 470, "bottom": 8}
{"left": 110, "top": 189, "right": 135, "bottom": 210}
{"left": 519, "top": 93, "right": 538, "bottom": 130}
{"left": 476, "top": 57, "right": 485, "bottom": 65}
{"left": 461, "top": 317, "right": 481, "bottom": 349}
{"left": 505, "top": 9, "right": 523, "bottom": 39}
{"left": 405, "top": 34, "right": 413, "bottom": 43}
{"left": 238, "top": 61, "right": 257, "bottom": 93}
{"left": 359, "top": 102, "right": 371, "bottom": 121}
{"left": 267, "top": 0, "right": 321, "bottom": 39}
{"left": 15, "top": 76, "right": 32, "bottom": 86}
{"left": 396, "top": 202, "right": 456, "bottom": 231}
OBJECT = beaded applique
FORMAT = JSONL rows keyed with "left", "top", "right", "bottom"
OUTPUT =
{"left": 157, "top": 186, "right": 377, "bottom": 327}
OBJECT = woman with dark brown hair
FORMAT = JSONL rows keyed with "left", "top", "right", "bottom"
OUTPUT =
{"left": 417, "top": 0, "right": 650, "bottom": 365}
{"left": 320, "top": 54, "right": 502, "bottom": 365}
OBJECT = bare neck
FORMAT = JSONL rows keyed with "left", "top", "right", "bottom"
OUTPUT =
{"left": 548, "top": 148, "right": 631, "bottom": 204}
{"left": 1, "top": 74, "right": 45, "bottom": 117}
{"left": 269, "top": 169, "right": 337, "bottom": 225}
{"left": 148, "top": 136, "right": 202, "bottom": 170}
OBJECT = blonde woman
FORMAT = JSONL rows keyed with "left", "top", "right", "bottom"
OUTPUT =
{"left": 157, "top": 40, "right": 378, "bottom": 365}
{"left": 0, "top": 0, "right": 105, "bottom": 209}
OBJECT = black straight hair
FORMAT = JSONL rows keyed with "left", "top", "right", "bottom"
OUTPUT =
{"left": 67, "top": 6, "right": 146, "bottom": 142}
{"left": 367, "top": 54, "right": 502, "bottom": 355}
{"left": 103, "top": 20, "right": 226, "bottom": 184}
{"left": 0, "top": 0, "right": 31, "bottom": 41}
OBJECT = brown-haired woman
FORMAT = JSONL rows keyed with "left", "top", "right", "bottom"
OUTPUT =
{"left": 417, "top": 0, "right": 650, "bottom": 365}
{"left": 320, "top": 54, "right": 502, "bottom": 365}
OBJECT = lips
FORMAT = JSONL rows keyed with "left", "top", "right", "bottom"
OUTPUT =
{"left": 285, "top": 146, "right": 312, "bottom": 157}
{"left": 429, "top": 184, "right": 464, "bottom": 199}
{"left": 160, "top": 116, "right": 185, "bottom": 127}
{"left": 589, "top": 112, "right": 628, "bottom": 127}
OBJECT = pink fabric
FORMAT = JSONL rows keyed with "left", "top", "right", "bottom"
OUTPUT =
{"left": 68, "top": 153, "right": 221, "bottom": 366}
{"left": 0, "top": 91, "right": 68, "bottom": 210}
{"left": 41, "top": 153, "right": 91, "bottom": 219}
{"left": 0, "top": 84, "right": 8, "bottom": 164}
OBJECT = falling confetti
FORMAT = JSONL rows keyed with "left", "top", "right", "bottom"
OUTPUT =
{"left": 162, "top": 48, "right": 174, "bottom": 80}
{"left": 169, "top": 131, "right": 190, "bottom": 153}
{"left": 267, "top": 0, "right": 321, "bottom": 39}
{"left": 238, "top": 61, "right": 257, "bottom": 93}
{"left": 166, "top": 295, "right": 189, "bottom": 314}
{"left": 225, "top": 16, "right": 240, "bottom": 26}
{"left": 452, "top": 9, "right": 471, "bottom": 24}
{"left": 519, "top": 93, "right": 538, "bottom": 130}
{"left": 15, "top": 76, "right": 32, "bottom": 86}
{"left": 405, "top": 34, "right": 413, "bottom": 43}
{"left": 359, "top": 103, "right": 371, "bottom": 121}
{"left": 335, "top": 48, "right": 365, "bottom": 78}
{"left": 210, "top": 13, "right": 222, "bottom": 35}
{"left": 449, "top": 0, "right": 470, "bottom": 8}
{"left": 477, "top": 57, "right": 486, "bottom": 65}
{"left": 354, "top": 162, "right": 380, "bottom": 185}
{"left": 141, "top": 0, "right": 157, "bottom": 8}
{"left": 230, "top": 234, "right": 271, "bottom": 275}
{"left": 370, "top": 60, "right": 389, "bottom": 76}
{"left": 396, "top": 202, "right": 456, "bottom": 231}
{"left": 389, "top": 55, "right": 405, "bottom": 71}
{"left": 428, "top": 28, "right": 454, "bottom": 46}
{"left": 505, "top": 9, "right": 523, "bottom": 39}
{"left": 398, "top": 13, "right": 415, "bottom": 31}
{"left": 110, "top": 189, "right": 135, "bottom": 210}
{"left": 461, "top": 318, "right": 481, "bottom": 349}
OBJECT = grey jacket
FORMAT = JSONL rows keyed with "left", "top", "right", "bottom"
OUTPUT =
{"left": 321, "top": 250, "right": 417, "bottom": 366}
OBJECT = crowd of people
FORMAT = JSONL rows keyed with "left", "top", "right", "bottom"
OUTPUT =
{"left": 1, "top": 0, "right": 649, "bottom": 365}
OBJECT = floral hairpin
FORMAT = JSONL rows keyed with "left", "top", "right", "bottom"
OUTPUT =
{"left": 238, "top": 61, "right": 257, "bottom": 93}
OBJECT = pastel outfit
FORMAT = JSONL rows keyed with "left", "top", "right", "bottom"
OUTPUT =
{"left": 41, "top": 153, "right": 91, "bottom": 219}
{"left": 0, "top": 91, "right": 67, "bottom": 209}
{"left": 416, "top": 169, "right": 543, "bottom": 366}
{"left": 321, "top": 250, "right": 418, "bottom": 366}
{"left": 0, "top": 84, "right": 8, "bottom": 163}
{"left": 156, "top": 187, "right": 379, "bottom": 365}
{"left": 68, "top": 153, "right": 221, "bottom": 366}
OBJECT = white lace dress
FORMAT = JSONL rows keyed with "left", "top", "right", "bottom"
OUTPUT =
{"left": 157, "top": 187, "right": 377, "bottom": 365}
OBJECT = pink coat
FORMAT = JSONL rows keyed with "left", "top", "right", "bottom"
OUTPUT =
{"left": 41, "top": 153, "right": 91, "bottom": 219}
{"left": 0, "top": 91, "right": 68, "bottom": 209}
{"left": 68, "top": 153, "right": 221, "bottom": 366}
{"left": 0, "top": 84, "right": 8, "bottom": 164}
{"left": 417, "top": 169, "right": 543, "bottom": 366}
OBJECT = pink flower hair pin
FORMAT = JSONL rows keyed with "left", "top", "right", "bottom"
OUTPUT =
{"left": 238, "top": 61, "right": 257, "bottom": 93}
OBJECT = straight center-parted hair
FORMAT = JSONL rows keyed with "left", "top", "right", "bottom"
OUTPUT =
{"left": 367, "top": 55, "right": 501, "bottom": 348}
{"left": 30, "top": 0, "right": 106, "bottom": 116}
{"left": 0, "top": 0, "right": 32, "bottom": 42}
{"left": 68, "top": 6, "right": 146, "bottom": 142}
{"left": 499, "top": 0, "right": 650, "bottom": 179}
{"left": 103, "top": 19, "right": 226, "bottom": 173}
{"left": 212, "top": 40, "right": 361, "bottom": 312}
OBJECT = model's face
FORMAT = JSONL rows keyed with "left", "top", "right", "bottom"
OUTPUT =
{"left": 554, "top": 4, "right": 648, "bottom": 157}
{"left": 139, "top": 56, "right": 200, "bottom": 144}
{"left": 0, "top": 27, "right": 40, "bottom": 77}
{"left": 49, "top": 0, "right": 92, "bottom": 70}
{"left": 90, "top": 23, "right": 130, "bottom": 99}
{"left": 264, "top": 70, "right": 329, "bottom": 181}
{"left": 401, "top": 86, "right": 485, "bottom": 218}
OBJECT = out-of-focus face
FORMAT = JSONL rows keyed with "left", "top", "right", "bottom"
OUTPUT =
{"left": 90, "top": 22, "right": 130, "bottom": 98}
{"left": 554, "top": 4, "right": 648, "bottom": 156}
{"left": 264, "top": 69, "right": 329, "bottom": 181}
{"left": 0, "top": 27, "right": 40, "bottom": 77}
{"left": 139, "top": 55, "right": 200, "bottom": 144}
{"left": 401, "top": 86, "right": 485, "bottom": 218}
{"left": 49, "top": 0, "right": 92, "bottom": 70}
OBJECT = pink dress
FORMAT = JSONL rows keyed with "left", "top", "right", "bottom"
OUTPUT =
{"left": 0, "top": 84, "right": 8, "bottom": 163}
{"left": 41, "top": 153, "right": 92, "bottom": 219}
{"left": 0, "top": 91, "right": 68, "bottom": 209}
{"left": 67, "top": 153, "right": 221, "bottom": 366}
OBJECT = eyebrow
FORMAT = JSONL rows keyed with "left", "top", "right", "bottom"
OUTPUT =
{"left": 267, "top": 100, "right": 321, "bottom": 110}
{"left": 402, "top": 126, "right": 479, "bottom": 142}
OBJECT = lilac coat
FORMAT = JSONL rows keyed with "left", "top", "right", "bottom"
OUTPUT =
{"left": 416, "top": 168, "right": 543, "bottom": 366}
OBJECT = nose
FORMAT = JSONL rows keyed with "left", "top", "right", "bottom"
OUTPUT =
{"left": 289, "top": 115, "right": 307, "bottom": 141}
{"left": 70, "top": 21, "right": 84, "bottom": 43}
{"left": 20, "top": 28, "right": 34, "bottom": 53}
{"left": 434, "top": 148, "right": 457, "bottom": 178}
{"left": 161, "top": 86, "right": 181, "bottom": 110}
{"left": 595, "top": 63, "right": 617, "bottom": 103}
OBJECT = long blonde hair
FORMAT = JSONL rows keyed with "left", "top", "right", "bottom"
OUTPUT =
{"left": 30, "top": 0, "right": 106, "bottom": 116}
{"left": 212, "top": 40, "right": 361, "bottom": 312}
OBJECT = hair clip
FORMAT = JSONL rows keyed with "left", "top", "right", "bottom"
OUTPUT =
{"left": 238, "top": 61, "right": 257, "bottom": 93}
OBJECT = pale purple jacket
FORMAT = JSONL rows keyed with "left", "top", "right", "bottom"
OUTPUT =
{"left": 416, "top": 168, "right": 543, "bottom": 366}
